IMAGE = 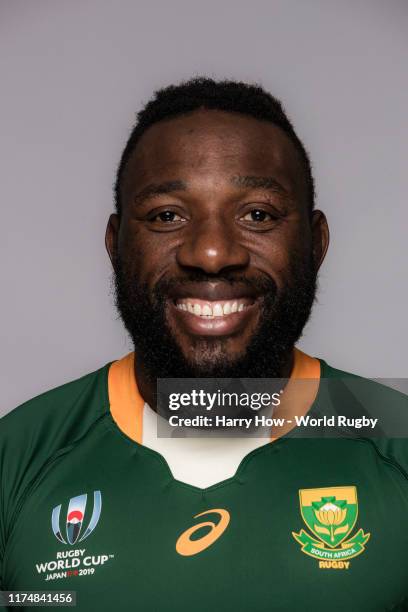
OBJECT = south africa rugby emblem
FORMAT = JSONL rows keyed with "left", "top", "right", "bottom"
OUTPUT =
{"left": 292, "top": 486, "right": 370, "bottom": 569}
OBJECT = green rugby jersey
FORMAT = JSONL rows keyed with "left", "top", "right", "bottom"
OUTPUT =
{"left": 1, "top": 352, "right": 408, "bottom": 611}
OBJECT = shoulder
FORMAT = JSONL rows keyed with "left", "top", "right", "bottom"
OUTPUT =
{"left": 320, "top": 358, "right": 408, "bottom": 478}
{"left": 320, "top": 359, "right": 408, "bottom": 409}
{"left": 0, "top": 361, "right": 112, "bottom": 548}
{"left": 1, "top": 362, "right": 111, "bottom": 445}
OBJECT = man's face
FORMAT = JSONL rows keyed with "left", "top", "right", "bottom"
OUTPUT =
{"left": 107, "top": 110, "right": 329, "bottom": 379}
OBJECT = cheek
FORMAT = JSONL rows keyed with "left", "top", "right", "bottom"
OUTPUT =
{"left": 246, "top": 233, "right": 296, "bottom": 289}
{"left": 254, "top": 220, "right": 310, "bottom": 268}
{"left": 118, "top": 225, "right": 177, "bottom": 287}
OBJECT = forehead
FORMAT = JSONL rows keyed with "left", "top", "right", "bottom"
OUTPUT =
{"left": 120, "top": 109, "right": 307, "bottom": 205}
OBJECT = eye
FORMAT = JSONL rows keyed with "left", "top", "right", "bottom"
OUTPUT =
{"left": 241, "top": 209, "right": 274, "bottom": 222}
{"left": 150, "top": 210, "right": 186, "bottom": 223}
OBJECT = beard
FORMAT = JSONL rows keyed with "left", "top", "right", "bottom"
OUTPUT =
{"left": 112, "top": 251, "right": 318, "bottom": 381}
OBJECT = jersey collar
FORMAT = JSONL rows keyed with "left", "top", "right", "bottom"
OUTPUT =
{"left": 108, "top": 348, "right": 321, "bottom": 444}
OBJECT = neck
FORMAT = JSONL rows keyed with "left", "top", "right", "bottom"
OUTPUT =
{"left": 134, "top": 348, "right": 296, "bottom": 413}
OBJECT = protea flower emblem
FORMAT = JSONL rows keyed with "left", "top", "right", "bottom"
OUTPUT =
{"left": 314, "top": 500, "right": 348, "bottom": 543}
{"left": 292, "top": 486, "right": 371, "bottom": 562}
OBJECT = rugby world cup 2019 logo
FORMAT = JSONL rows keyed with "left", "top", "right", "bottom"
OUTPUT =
{"left": 51, "top": 491, "right": 102, "bottom": 545}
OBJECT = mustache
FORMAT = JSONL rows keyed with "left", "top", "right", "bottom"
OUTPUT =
{"left": 150, "top": 273, "right": 278, "bottom": 305}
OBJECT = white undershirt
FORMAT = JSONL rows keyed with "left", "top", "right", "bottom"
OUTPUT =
{"left": 142, "top": 402, "right": 270, "bottom": 488}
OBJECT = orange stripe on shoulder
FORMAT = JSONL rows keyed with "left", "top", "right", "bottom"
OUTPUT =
{"left": 292, "top": 348, "right": 321, "bottom": 379}
{"left": 108, "top": 352, "right": 144, "bottom": 444}
{"left": 270, "top": 348, "right": 321, "bottom": 442}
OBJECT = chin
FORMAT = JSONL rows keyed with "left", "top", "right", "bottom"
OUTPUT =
{"left": 183, "top": 336, "right": 240, "bottom": 361}
{"left": 182, "top": 349, "right": 244, "bottom": 378}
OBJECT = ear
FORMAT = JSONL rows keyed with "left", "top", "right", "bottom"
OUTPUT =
{"left": 105, "top": 214, "right": 120, "bottom": 267}
{"left": 310, "top": 210, "right": 330, "bottom": 271}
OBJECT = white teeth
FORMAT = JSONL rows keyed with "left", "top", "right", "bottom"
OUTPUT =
{"left": 223, "top": 302, "right": 231, "bottom": 315}
{"left": 212, "top": 303, "right": 223, "bottom": 317}
{"left": 177, "top": 299, "right": 250, "bottom": 318}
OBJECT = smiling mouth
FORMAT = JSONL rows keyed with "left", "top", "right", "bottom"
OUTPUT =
{"left": 169, "top": 295, "right": 260, "bottom": 337}
{"left": 174, "top": 297, "right": 255, "bottom": 318}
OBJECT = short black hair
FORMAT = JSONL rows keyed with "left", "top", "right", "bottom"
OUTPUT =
{"left": 114, "top": 76, "right": 315, "bottom": 215}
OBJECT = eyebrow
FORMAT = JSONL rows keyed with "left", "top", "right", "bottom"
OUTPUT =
{"left": 133, "top": 180, "right": 187, "bottom": 205}
{"left": 132, "top": 175, "right": 290, "bottom": 206}
{"left": 231, "top": 175, "right": 290, "bottom": 197}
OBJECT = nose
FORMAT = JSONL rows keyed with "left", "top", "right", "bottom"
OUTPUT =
{"left": 176, "top": 217, "right": 250, "bottom": 274}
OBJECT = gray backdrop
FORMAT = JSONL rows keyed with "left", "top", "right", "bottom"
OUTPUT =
{"left": 1, "top": 0, "right": 407, "bottom": 417}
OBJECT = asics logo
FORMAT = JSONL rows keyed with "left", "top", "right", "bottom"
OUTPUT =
{"left": 176, "top": 508, "right": 230, "bottom": 556}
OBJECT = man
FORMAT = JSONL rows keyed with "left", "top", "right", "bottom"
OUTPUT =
{"left": 1, "top": 78, "right": 407, "bottom": 611}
